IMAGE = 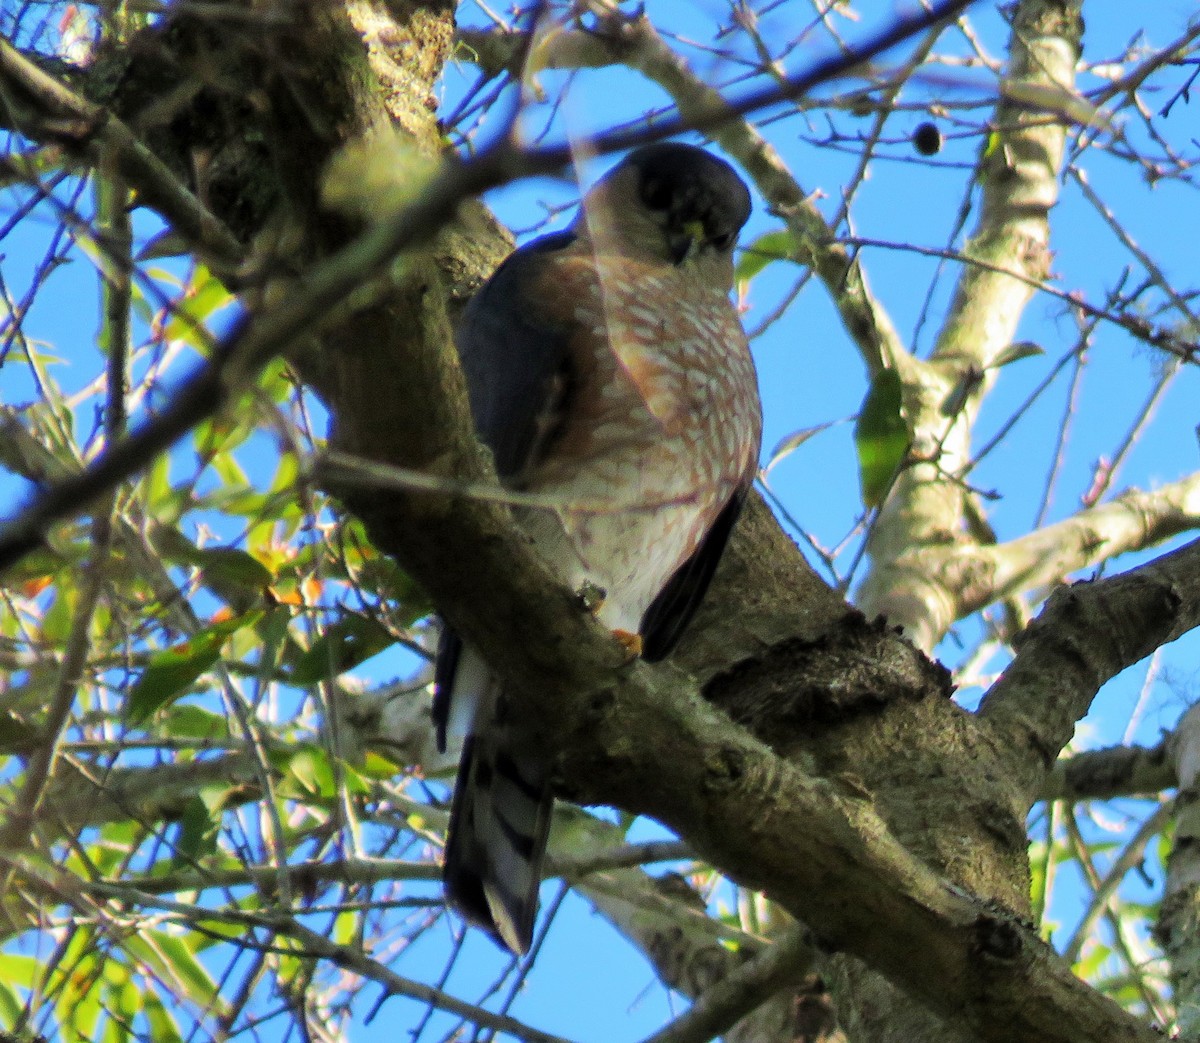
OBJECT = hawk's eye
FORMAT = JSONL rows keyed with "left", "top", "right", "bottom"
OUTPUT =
{"left": 641, "top": 177, "right": 674, "bottom": 212}
{"left": 711, "top": 232, "right": 734, "bottom": 251}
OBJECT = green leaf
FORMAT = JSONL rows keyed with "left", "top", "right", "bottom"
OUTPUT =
{"left": 138, "top": 228, "right": 192, "bottom": 262}
{"left": 0, "top": 974, "right": 21, "bottom": 1025}
{"left": 763, "top": 419, "right": 845, "bottom": 474}
{"left": 339, "top": 761, "right": 371, "bottom": 796}
{"left": 735, "top": 229, "right": 796, "bottom": 283}
{"left": 140, "top": 990, "right": 185, "bottom": 1043}
{"left": 54, "top": 929, "right": 103, "bottom": 1041}
{"left": 0, "top": 546, "right": 68, "bottom": 590}
{"left": 332, "top": 909, "right": 357, "bottom": 946}
{"left": 360, "top": 750, "right": 401, "bottom": 779}
{"left": 127, "top": 640, "right": 222, "bottom": 723}
{"left": 0, "top": 953, "right": 39, "bottom": 991}
{"left": 122, "top": 931, "right": 222, "bottom": 1014}
{"left": 272, "top": 743, "right": 337, "bottom": 799}
{"left": 286, "top": 614, "right": 393, "bottom": 685}
{"left": 854, "top": 368, "right": 910, "bottom": 509}
{"left": 164, "top": 266, "right": 235, "bottom": 348}
{"left": 127, "top": 613, "right": 261, "bottom": 721}
{"left": 142, "top": 452, "right": 179, "bottom": 521}
{"left": 207, "top": 449, "right": 249, "bottom": 490}
{"left": 172, "top": 794, "right": 222, "bottom": 866}
{"left": 41, "top": 583, "right": 79, "bottom": 642}
{"left": 91, "top": 820, "right": 141, "bottom": 875}
{"left": 102, "top": 958, "right": 140, "bottom": 1022}
{"left": 162, "top": 704, "right": 231, "bottom": 742}
{"left": 190, "top": 547, "right": 273, "bottom": 590}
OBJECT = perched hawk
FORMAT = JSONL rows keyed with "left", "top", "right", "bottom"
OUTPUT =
{"left": 434, "top": 142, "right": 762, "bottom": 954}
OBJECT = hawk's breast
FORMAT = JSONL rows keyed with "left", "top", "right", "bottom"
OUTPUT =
{"left": 516, "top": 252, "right": 761, "bottom": 632}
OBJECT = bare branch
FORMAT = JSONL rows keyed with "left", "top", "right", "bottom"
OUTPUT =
{"left": 938, "top": 472, "right": 1200, "bottom": 619}
{"left": 857, "top": 0, "right": 1083, "bottom": 650}
{"left": 981, "top": 535, "right": 1200, "bottom": 807}
{"left": 0, "top": 37, "right": 244, "bottom": 273}
{"left": 1041, "top": 743, "right": 1174, "bottom": 802}
{"left": 77, "top": 880, "right": 573, "bottom": 1043}
{"left": 641, "top": 926, "right": 816, "bottom": 1043}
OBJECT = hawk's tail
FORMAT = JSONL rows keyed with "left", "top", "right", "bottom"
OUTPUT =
{"left": 443, "top": 724, "right": 553, "bottom": 954}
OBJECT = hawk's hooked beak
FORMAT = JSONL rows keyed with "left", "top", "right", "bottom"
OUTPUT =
{"left": 668, "top": 219, "right": 707, "bottom": 265}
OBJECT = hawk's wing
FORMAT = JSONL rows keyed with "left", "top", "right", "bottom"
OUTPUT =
{"left": 432, "top": 229, "right": 576, "bottom": 750}
{"left": 433, "top": 231, "right": 579, "bottom": 953}
{"left": 639, "top": 482, "right": 749, "bottom": 662}
{"left": 455, "top": 230, "right": 577, "bottom": 482}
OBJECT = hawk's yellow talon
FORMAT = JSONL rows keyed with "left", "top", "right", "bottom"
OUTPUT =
{"left": 613, "top": 629, "right": 643, "bottom": 660}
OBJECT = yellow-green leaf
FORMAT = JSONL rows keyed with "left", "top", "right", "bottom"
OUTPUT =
{"left": 127, "top": 613, "right": 260, "bottom": 721}
{"left": 165, "top": 266, "right": 235, "bottom": 348}
{"left": 735, "top": 229, "right": 797, "bottom": 283}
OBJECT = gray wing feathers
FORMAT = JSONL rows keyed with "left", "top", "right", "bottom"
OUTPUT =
{"left": 639, "top": 483, "right": 750, "bottom": 662}
{"left": 455, "top": 230, "right": 575, "bottom": 481}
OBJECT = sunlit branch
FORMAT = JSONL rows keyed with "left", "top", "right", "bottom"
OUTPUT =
{"left": 640, "top": 925, "right": 816, "bottom": 1043}
{"left": 1040, "top": 743, "right": 1174, "bottom": 803}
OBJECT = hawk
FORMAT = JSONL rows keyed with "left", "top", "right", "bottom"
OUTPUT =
{"left": 434, "top": 142, "right": 762, "bottom": 954}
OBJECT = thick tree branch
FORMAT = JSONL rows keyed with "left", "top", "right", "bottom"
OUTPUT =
{"left": 641, "top": 926, "right": 816, "bottom": 1043}
{"left": 980, "top": 535, "right": 1200, "bottom": 808}
{"left": 908, "top": 471, "right": 1200, "bottom": 622}
{"left": 567, "top": 821, "right": 796, "bottom": 1041}
{"left": 1160, "top": 702, "right": 1200, "bottom": 1034}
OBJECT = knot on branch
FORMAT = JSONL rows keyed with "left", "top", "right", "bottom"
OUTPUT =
{"left": 972, "top": 911, "right": 1025, "bottom": 963}
{"left": 707, "top": 612, "right": 953, "bottom": 749}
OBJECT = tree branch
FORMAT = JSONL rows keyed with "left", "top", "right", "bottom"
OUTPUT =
{"left": 1040, "top": 742, "right": 1174, "bottom": 802}
{"left": 0, "top": 37, "right": 244, "bottom": 274}
{"left": 1160, "top": 702, "right": 1200, "bottom": 1034}
{"left": 935, "top": 471, "right": 1199, "bottom": 620}
{"left": 980, "top": 535, "right": 1200, "bottom": 808}
{"left": 857, "top": 0, "right": 1084, "bottom": 651}
{"left": 640, "top": 926, "right": 816, "bottom": 1043}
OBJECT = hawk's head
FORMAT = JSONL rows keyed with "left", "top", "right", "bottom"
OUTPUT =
{"left": 581, "top": 142, "right": 752, "bottom": 277}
